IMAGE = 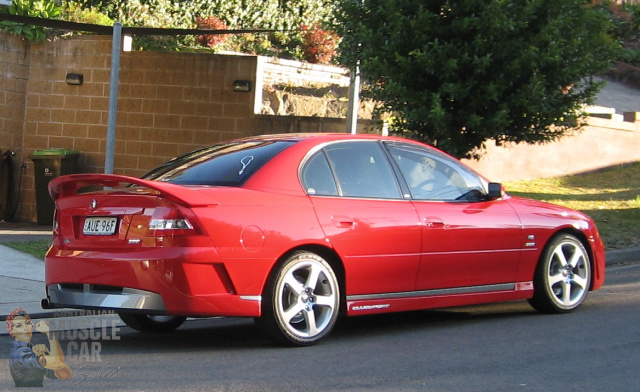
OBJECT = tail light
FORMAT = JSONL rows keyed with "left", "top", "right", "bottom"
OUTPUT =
{"left": 52, "top": 207, "right": 59, "bottom": 233}
{"left": 146, "top": 202, "right": 202, "bottom": 237}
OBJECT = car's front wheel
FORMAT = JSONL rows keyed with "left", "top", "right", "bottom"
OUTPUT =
{"left": 528, "top": 234, "right": 592, "bottom": 313}
{"left": 119, "top": 314, "right": 187, "bottom": 333}
{"left": 259, "top": 251, "right": 341, "bottom": 346}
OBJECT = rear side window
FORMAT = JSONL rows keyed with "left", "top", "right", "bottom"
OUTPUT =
{"left": 142, "top": 141, "right": 295, "bottom": 186}
{"left": 301, "top": 152, "right": 339, "bottom": 196}
{"left": 301, "top": 141, "right": 402, "bottom": 199}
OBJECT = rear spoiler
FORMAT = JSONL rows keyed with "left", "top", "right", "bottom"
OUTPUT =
{"left": 48, "top": 174, "right": 217, "bottom": 207}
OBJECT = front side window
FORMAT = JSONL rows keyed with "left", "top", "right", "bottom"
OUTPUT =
{"left": 142, "top": 141, "right": 295, "bottom": 186}
{"left": 386, "top": 143, "right": 487, "bottom": 201}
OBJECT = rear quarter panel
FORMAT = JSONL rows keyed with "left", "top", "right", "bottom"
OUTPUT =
{"left": 192, "top": 188, "right": 327, "bottom": 295}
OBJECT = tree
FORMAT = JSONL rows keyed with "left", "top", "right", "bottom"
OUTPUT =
{"left": 334, "top": 0, "right": 620, "bottom": 159}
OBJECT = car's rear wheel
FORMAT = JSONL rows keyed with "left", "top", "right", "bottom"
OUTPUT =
{"left": 119, "top": 314, "right": 187, "bottom": 333}
{"left": 259, "top": 251, "right": 340, "bottom": 346}
{"left": 528, "top": 234, "right": 592, "bottom": 313}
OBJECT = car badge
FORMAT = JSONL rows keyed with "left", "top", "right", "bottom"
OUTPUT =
{"left": 90, "top": 199, "right": 97, "bottom": 210}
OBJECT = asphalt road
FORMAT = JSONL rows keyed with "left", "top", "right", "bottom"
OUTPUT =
{"left": 1, "top": 262, "right": 639, "bottom": 391}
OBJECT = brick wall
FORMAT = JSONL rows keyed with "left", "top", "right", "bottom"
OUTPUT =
{"left": 17, "top": 36, "right": 266, "bottom": 221}
{"left": 0, "top": 33, "right": 28, "bottom": 168}
{"left": 0, "top": 34, "right": 29, "bottom": 222}
{"left": 2, "top": 33, "right": 369, "bottom": 222}
{"left": 23, "top": 36, "right": 260, "bottom": 172}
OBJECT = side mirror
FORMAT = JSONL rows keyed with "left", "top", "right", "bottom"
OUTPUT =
{"left": 487, "top": 182, "right": 503, "bottom": 200}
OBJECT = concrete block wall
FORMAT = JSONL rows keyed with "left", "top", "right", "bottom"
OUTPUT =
{"left": 0, "top": 33, "right": 28, "bottom": 164}
{"left": 0, "top": 34, "right": 29, "bottom": 222}
{"left": 113, "top": 50, "right": 260, "bottom": 177}
{"left": 2, "top": 33, "right": 363, "bottom": 222}
{"left": 23, "top": 36, "right": 259, "bottom": 172}
{"left": 2, "top": 34, "right": 267, "bottom": 222}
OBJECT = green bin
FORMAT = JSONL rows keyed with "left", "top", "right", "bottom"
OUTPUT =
{"left": 30, "top": 149, "right": 80, "bottom": 225}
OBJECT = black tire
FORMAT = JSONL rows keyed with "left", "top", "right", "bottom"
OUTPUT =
{"left": 528, "top": 234, "right": 592, "bottom": 313}
{"left": 258, "top": 251, "right": 341, "bottom": 346}
{"left": 119, "top": 314, "right": 187, "bottom": 333}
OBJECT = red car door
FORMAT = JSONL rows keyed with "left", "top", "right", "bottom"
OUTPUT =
{"left": 385, "top": 142, "right": 523, "bottom": 291}
{"left": 301, "top": 141, "right": 422, "bottom": 296}
{"left": 412, "top": 200, "right": 522, "bottom": 290}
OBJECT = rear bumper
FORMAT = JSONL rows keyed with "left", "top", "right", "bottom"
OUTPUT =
{"left": 45, "top": 284, "right": 167, "bottom": 313}
{"left": 44, "top": 247, "right": 262, "bottom": 317}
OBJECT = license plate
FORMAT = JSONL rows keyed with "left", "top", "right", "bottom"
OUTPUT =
{"left": 83, "top": 216, "right": 118, "bottom": 236}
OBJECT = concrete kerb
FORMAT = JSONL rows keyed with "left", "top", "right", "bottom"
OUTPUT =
{"left": 606, "top": 245, "right": 640, "bottom": 266}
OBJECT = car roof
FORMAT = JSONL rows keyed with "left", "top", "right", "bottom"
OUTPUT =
{"left": 234, "top": 133, "right": 437, "bottom": 152}
{"left": 240, "top": 133, "right": 437, "bottom": 194}
{"left": 235, "top": 133, "right": 406, "bottom": 144}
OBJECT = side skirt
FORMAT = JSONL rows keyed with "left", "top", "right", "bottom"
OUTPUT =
{"left": 346, "top": 282, "right": 534, "bottom": 316}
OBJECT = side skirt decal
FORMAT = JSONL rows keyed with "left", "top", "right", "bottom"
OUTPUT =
{"left": 347, "top": 282, "right": 522, "bottom": 302}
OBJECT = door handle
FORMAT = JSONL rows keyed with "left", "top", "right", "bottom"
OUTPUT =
{"left": 332, "top": 216, "right": 355, "bottom": 228}
{"left": 424, "top": 218, "right": 445, "bottom": 228}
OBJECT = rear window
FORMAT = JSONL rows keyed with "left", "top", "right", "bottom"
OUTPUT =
{"left": 142, "top": 141, "right": 295, "bottom": 186}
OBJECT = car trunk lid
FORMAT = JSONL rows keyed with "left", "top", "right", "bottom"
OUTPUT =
{"left": 49, "top": 174, "right": 213, "bottom": 250}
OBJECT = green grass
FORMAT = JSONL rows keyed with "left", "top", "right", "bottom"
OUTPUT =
{"left": 2, "top": 240, "right": 51, "bottom": 260}
{"left": 505, "top": 162, "right": 640, "bottom": 250}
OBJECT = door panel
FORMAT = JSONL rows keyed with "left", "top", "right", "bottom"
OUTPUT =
{"left": 413, "top": 200, "right": 522, "bottom": 290}
{"left": 384, "top": 141, "right": 524, "bottom": 290}
{"left": 301, "top": 141, "right": 422, "bottom": 296}
{"left": 311, "top": 197, "right": 421, "bottom": 295}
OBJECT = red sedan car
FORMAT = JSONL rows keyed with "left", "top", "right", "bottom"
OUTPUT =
{"left": 44, "top": 133, "right": 605, "bottom": 346}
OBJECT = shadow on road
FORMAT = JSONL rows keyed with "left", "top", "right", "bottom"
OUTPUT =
{"left": 73, "top": 300, "right": 542, "bottom": 354}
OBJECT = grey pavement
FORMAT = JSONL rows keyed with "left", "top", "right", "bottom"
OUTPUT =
{"left": 0, "top": 246, "right": 46, "bottom": 318}
{"left": 0, "top": 223, "right": 59, "bottom": 322}
{"left": 594, "top": 76, "right": 640, "bottom": 114}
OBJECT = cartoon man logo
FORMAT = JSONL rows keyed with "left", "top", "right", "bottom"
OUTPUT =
{"left": 6, "top": 307, "right": 72, "bottom": 387}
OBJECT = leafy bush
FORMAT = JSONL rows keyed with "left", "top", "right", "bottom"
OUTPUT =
{"left": 67, "top": 0, "right": 337, "bottom": 56}
{"left": 620, "top": 47, "right": 640, "bottom": 67}
{"left": 60, "top": 1, "right": 113, "bottom": 27}
{"left": 602, "top": 1, "right": 640, "bottom": 67}
{"left": 301, "top": 23, "right": 339, "bottom": 64}
{"left": 195, "top": 16, "right": 229, "bottom": 48}
{"left": 217, "top": 33, "right": 280, "bottom": 56}
{"left": 622, "top": 2, "right": 640, "bottom": 40}
{"left": 0, "top": 0, "right": 61, "bottom": 42}
{"left": 2, "top": 0, "right": 340, "bottom": 59}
